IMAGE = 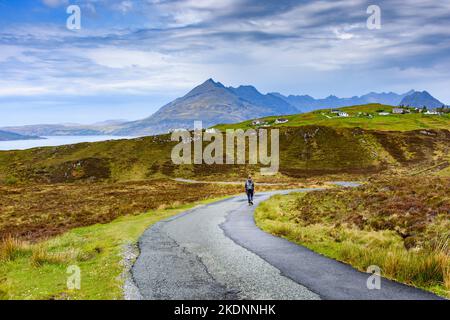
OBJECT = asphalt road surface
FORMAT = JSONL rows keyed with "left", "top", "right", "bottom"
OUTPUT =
{"left": 131, "top": 188, "right": 443, "bottom": 300}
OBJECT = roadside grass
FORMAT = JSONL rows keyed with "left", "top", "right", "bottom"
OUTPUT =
{"left": 0, "top": 196, "right": 229, "bottom": 300}
{"left": 254, "top": 177, "right": 450, "bottom": 298}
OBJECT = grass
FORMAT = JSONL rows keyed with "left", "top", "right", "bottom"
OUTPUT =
{"left": 214, "top": 104, "right": 450, "bottom": 132}
{"left": 254, "top": 176, "right": 450, "bottom": 298}
{"left": 0, "top": 196, "right": 229, "bottom": 300}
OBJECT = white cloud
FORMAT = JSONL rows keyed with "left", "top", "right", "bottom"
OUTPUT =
{"left": 0, "top": 84, "right": 53, "bottom": 96}
{"left": 116, "top": 1, "right": 134, "bottom": 14}
{"left": 333, "top": 28, "right": 355, "bottom": 40}
{"left": 156, "top": 0, "right": 245, "bottom": 26}
{"left": 41, "top": 0, "right": 68, "bottom": 8}
{"left": 83, "top": 48, "right": 171, "bottom": 69}
{"left": 0, "top": 45, "right": 26, "bottom": 62}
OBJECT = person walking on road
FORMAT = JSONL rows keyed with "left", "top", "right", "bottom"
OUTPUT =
{"left": 245, "top": 176, "right": 255, "bottom": 205}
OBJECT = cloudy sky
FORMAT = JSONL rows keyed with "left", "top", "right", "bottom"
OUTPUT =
{"left": 0, "top": 0, "right": 449, "bottom": 126}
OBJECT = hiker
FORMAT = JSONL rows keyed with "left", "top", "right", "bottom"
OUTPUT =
{"left": 245, "top": 175, "right": 255, "bottom": 205}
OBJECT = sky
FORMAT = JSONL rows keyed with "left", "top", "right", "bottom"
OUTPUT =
{"left": 0, "top": 0, "right": 449, "bottom": 126}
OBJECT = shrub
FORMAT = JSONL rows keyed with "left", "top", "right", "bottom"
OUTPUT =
{"left": 30, "top": 246, "right": 77, "bottom": 267}
{"left": 0, "top": 236, "right": 29, "bottom": 262}
{"left": 4, "top": 176, "right": 18, "bottom": 186}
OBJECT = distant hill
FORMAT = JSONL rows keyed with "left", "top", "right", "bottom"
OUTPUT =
{"left": 400, "top": 91, "right": 444, "bottom": 109}
{"left": 91, "top": 119, "right": 128, "bottom": 127}
{"left": 0, "top": 130, "right": 43, "bottom": 141}
{"left": 1, "top": 124, "right": 104, "bottom": 137}
{"left": 0, "top": 120, "right": 128, "bottom": 137}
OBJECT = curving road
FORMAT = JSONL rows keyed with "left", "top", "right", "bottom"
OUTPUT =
{"left": 131, "top": 188, "right": 443, "bottom": 300}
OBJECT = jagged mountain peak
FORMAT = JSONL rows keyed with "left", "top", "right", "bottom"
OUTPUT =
{"left": 234, "top": 84, "right": 259, "bottom": 91}
{"left": 186, "top": 78, "right": 226, "bottom": 96}
{"left": 400, "top": 90, "right": 443, "bottom": 108}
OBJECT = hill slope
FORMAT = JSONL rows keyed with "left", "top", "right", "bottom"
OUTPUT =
{"left": 1, "top": 124, "right": 448, "bottom": 184}
{"left": 215, "top": 104, "right": 450, "bottom": 132}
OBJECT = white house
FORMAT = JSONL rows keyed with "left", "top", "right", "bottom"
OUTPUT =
{"left": 338, "top": 112, "right": 349, "bottom": 117}
{"left": 392, "top": 108, "right": 405, "bottom": 114}
{"left": 168, "top": 128, "right": 186, "bottom": 133}
{"left": 275, "top": 118, "right": 289, "bottom": 124}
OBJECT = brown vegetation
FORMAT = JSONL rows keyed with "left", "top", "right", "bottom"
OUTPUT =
{"left": 0, "top": 180, "right": 243, "bottom": 241}
{"left": 295, "top": 176, "right": 450, "bottom": 250}
{"left": 0, "top": 178, "right": 307, "bottom": 242}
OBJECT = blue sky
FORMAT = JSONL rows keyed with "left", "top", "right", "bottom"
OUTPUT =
{"left": 0, "top": 0, "right": 449, "bottom": 126}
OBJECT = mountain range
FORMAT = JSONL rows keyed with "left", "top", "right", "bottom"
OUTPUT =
{"left": 113, "top": 79, "right": 298, "bottom": 136}
{"left": 1, "top": 79, "right": 446, "bottom": 137}
{"left": 272, "top": 90, "right": 416, "bottom": 112}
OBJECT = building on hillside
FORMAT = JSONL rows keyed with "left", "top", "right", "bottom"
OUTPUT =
{"left": 330, "top": 109, "right": 340, "bottom": 114}
{"left": 275, "top": 118, "right": 289, "bottom": 124}
{"left": 392, "top": 108, "right": 405, "bottom": 114}
{"left": 168, "top": 128, "right": 187, "bottom": 133}
{"left": 425, "top": 110, "right": 440, "bottom": 115}
{"left": 338, "top": 112, "right": 349, "bottom": 117}
{"left": 252, "top": 119, "right": 267, "bottom": 126}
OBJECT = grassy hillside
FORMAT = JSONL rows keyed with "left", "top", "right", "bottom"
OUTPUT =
{"left": 214, "top": 104, "right": 450, "bottom": 132}
{"left": 0, "top": 125, "right": 449, "bottom": 184}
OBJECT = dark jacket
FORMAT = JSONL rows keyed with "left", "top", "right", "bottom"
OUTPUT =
{"left": 245, "top": 179, "right": 254, "bottom": 192}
